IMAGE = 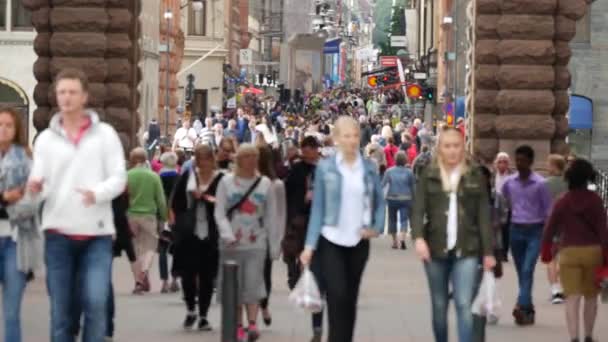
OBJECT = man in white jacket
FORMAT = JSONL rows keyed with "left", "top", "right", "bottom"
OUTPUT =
{"left": 28, "top": 68, "right": 127, "bottom": 342}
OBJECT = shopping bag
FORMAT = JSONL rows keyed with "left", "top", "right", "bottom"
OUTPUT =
{"left": 472, "top": 271, "right": 502, "bottom": 318}
{"left": 288, "top": 267, "right": 323, "bottom": 313}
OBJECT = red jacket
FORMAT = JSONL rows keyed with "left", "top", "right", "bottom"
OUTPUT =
{"left": 384, "top": 144, "right": 399, "bottom": 168}
{"left": 407, "top": 145, "right": 418, "bottom": 165}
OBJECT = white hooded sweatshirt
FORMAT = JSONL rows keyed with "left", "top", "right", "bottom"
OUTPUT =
{"left": 29, "top": 110, "right": 127, "bottom": 236}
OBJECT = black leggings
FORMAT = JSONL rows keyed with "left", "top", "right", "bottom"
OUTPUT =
{"left": 317, "top": 237, "right": 369, "bottom": 342}
{"left": 179, "top": 237, "right": 218, "bottom": 317}
{"left": 260, "top": 254, "right": 272, "bottom": 309}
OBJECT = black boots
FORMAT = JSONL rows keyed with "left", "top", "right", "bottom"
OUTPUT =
{"left": 513, "top": 305, "right": 535, "bottom": 326}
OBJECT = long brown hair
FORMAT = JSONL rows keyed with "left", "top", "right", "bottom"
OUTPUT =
{"left": 194, "top": 144, "right": 216, "bottom": 171}
{"left": 257, "top": 145, "right": 277, "bottom": 180}
{"left": 0, "top": 107, "right": 28, "bottom": 148}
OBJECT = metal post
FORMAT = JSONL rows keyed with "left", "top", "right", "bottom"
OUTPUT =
{"left": 221, "top": 261, "right": 239, "bottom": 342}
{"left": 164, "top": 15, "right": 172, "bottom": 137}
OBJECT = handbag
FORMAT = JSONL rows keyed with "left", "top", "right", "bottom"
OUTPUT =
{"left": 173, "top": 172, "right": 200, "bottom": 239}
{"left": 226, "top": 177, "right": 261, "bottom": 220}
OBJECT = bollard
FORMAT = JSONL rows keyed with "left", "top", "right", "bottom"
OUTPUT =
{"left": 221, "top": 260, "right": 239, "bottom": 342}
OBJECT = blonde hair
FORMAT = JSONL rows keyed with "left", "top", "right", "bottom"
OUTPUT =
{"left": 381, "top": 125, "right": 393, "bottom": 140}
{"left": 234, "top": 143, "right": 260, "bottom": 176}
{"left": 332, "top": 116, "right": 359, "bottom": 138}
{"left": 547, "top": 154, "right": 566, "bottom": 174}
{"left": 435, "top": 127, "right": 466, "bottom": 192}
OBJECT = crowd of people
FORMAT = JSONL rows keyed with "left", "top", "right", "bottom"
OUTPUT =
{"left": 0, "top": 67, "right": 607, "bottom": 342}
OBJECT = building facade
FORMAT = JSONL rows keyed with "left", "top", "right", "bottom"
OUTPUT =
{"left": 570, "top": 0, "right": 608, "bottom": 167}
{"left": 178, "top": 0, "right": 230, "bottom": 120}
{"left": 0, "top": 0, "right": 35, "bottom": 141}
{"left": 139, "top": 0, "right": 161, "bottom": 139}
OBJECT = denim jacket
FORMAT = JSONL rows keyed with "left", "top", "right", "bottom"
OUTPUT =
{"left": 305, "top": 154, "right": 386, "bottom": 250}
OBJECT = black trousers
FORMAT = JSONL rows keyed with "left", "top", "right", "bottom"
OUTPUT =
{"left": 501, "top": 210, "right": 512, "bottom": 259}
{"left": 260, "top": 254, "right": 273, "bottom": 309}
{"left": 317, "top": 237, "right": 369, "bottom": 342}
{"left": 180, "top": 237, "right": 218, "bottom": 317}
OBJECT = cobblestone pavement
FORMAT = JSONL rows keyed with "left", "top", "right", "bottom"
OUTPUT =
{"left": 7, "top": 237, "right": 608, "bottom": 341}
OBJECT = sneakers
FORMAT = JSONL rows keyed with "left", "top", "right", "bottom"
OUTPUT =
{"left": 237, "top": 326, "right": 247, "bottom": 341}
{"left": 183, "top": 313, "right": 197, "bottom": 330}
{"left": 487, "top": 313, "right": 499, "bottom": 325}
{"left": 551, "top": 292, "right": 565, "bottom": 304}
{"left": 513, "top": 306, "right": 535, "bottom": 326}
{"left": 400, "top": 241, "right": 407, "bottom": 250}
{"left": 197, "top": 318, "right": 212, "bottom": 331}
{"left": 132, "top": 282, "right": 145, "bottom": 295}
{"left": 248, "top": 324, "right": 260, "bottom": 341}
{"left": 310, "top": 333, "right": 322, "bottom": 342}
{"left": 160, "top": 283, "right": 170, "bottom": 294}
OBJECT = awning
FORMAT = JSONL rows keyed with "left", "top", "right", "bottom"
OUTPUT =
{"left": 360, "top": 66, "right": 396, "bottom": 77}
{"left": 324, "top": 38, "right": 342, "bottom": 54}
{"left": 569, "top": 95, "right": 593, "bottom": 130}
{"left": 242, "top": 87, "right": 264, "bottom": 95}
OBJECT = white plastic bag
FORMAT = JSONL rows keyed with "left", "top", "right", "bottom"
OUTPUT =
{"left": 288, "top": 267, "right": 323, "bottom": 313}
{"left": 472, "top": 271, "right": 502, "bottom": 318}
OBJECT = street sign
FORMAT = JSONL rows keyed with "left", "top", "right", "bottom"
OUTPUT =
{"left": 413, "top": 72, "right": 427, "bottom": 80}
{"left": 158, "top": 44, "right": 169, "bottom": 53}
{"left": 240, "top": 49, "right": 252, "bottom": 65}
{"left": 379, "top": 56, "right": 398, "bottom": 67}
{"left": 390, "top": 35, "right": 407, "bottom": 47}
{"left": 356, "top": 47, "right": 376, "bottom": 61}
{"left": 227, "top": 97, "right": 237, "bottom": 109}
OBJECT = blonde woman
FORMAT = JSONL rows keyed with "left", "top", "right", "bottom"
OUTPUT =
{"left": 300, "top": 116, "right": 385, "bottom": 342}
{"left": 380, "top": 125, "right": 393, "bottom": 147}
{"left": 411, "top": 127, "right": 495, "bottom": 342}
{"left": 214, "top": 144, "right": 278, "bottom": 341}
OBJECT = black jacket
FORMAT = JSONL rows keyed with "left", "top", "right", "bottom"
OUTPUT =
{"left": 170, "top": 171, "right": 224, "bottom": 245}
{"left": 282, "top": 160, "right": 316, "bottom": 257}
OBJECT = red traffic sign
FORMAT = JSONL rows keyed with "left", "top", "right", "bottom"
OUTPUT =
{"left": 367, "top": 76, "right": 378, "bottom": 87}
{"left": 406, "top": 84, "right": 422, "bottom": 98}
{"left": 379, "top": 56, "right": 398, "bottom": 67}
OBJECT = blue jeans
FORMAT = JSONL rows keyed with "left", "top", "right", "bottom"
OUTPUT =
{"left": 45, "top": 233, "right": 113, "bottom": 342}
{"left": 387, "top": 199, "right": 410, "bottom": 234}
{"left": 424, "top": 255, "right": 478, "bottom": 342}
{"left": 0, "top": 237, "right": 27, "bottom": 342}
{"left": 510, "top": 223, "right": 543, "bottom": 308}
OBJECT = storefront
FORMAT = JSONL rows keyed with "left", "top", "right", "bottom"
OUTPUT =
{"left": 323, "top": 38, "right": 341, "bottom": 87}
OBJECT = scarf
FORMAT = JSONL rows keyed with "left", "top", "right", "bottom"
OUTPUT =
{"left": 0, "top": 145, "right": 41, "bottom": 273}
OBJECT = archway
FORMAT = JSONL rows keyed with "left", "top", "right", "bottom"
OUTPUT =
{"left": 0, "top": 78, "right": 30, "bottom": 141}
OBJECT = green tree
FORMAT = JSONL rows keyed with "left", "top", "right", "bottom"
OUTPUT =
{"left": 373, "top": 0, "right": 407, "bottom": 56}
{"left": 372, "top": 0, "right": 393, "bottom": 51}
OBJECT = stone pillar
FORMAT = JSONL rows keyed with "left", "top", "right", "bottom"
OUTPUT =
{"left": 472, "top": 0, "right": 588, "bottom": 166}
{"left": 24, "top": 0, "right": 142, "bottom": 152}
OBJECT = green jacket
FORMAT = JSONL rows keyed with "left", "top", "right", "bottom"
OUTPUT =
{"left": 127, "top": 166, "right": 168, "bottom": 221}
{"left": 411, "top": 161, "right": 493, "bottom": 258}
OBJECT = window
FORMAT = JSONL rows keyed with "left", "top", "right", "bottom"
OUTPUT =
{"left": 0, "top": 0, "right": 6, "bottom": 30}
{"left": 188, "top": 3, "right": 207, "bottom": 36}
{"left": 572, "top": 9, "right": 590, "bottom": 44}
{"left": 11, "top": 0, "right": 32, "bottom": 30}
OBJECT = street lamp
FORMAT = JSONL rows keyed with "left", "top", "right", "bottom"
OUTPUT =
{"left": 163, "top": 9, "right": 173, "bottom": 137}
